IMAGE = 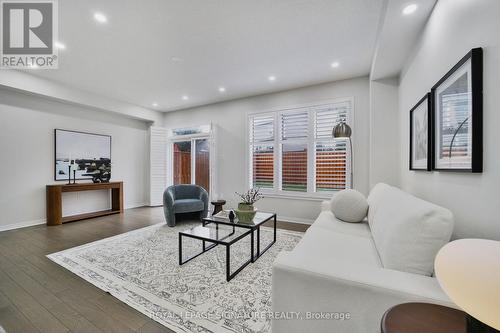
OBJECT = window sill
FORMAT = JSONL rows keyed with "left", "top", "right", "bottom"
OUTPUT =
{"left": 260, "top": 191, "right": 335, "bottom": 202}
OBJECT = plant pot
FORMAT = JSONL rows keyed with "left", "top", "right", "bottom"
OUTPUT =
{"left": 238, "top": 203, "right": 254, "bottom": 211}
{"left": 235, "top": 203, "right": 256, "bottom": 223}
{"left": 235, "top": 209, "right": 257, "bottom": 223}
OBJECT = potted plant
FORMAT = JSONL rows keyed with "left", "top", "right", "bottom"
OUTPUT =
{"left": 234, "top": 188, "right": 263, "bottom": 223}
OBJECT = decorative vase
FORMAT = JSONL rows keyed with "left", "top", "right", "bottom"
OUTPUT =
{"left": 238, "top": 203, "right": 254, "bottom": 211}
{"left": 235, "top": 203, "right": 257, "bottom": 223}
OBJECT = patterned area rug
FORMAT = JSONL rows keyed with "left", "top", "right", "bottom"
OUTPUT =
{"left": 47, "top": 222, "right": 303, "bottom": 333}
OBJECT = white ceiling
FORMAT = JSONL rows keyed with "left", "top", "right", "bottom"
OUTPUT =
{"left": 370, "top": 0, "right": 436, "bottom": 80}
{"left": 26, "top": 0, "right": 385, "bottom": 112}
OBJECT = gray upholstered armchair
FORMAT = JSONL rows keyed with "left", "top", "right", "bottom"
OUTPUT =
{"left": 163, "top": 184, "right": 209, "bottom": 227}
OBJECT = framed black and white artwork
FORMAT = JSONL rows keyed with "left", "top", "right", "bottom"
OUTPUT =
{"left": 410, "top": 93, "right": 431, "bottom": 171}
{"left": 431, "top": 48, "right": 483, "bottom": 172}
{"left": 54, "top": 129, "right": 112, "bottom": 181}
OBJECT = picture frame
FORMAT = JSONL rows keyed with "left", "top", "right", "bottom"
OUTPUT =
{"left": 410, "top": 93, "right": 432, "bottom": 171}
{"left": 54, "top": 129, "right": 112, "bottom": 181}
{"left": 431, "top": 48, "right": 483, "bottom": 172}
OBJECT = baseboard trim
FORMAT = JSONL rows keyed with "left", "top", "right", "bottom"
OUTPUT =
{"left": 0, "top": 204, "right": 148, "bottom": 233}
{"left": 125, "top": 203, "right": 148, "bottom": 209}
{"left": 278, "top": 215, "right": 314, "bottom": 225}
{"left": 0, "top": 219, "right": 46, "bottom": 232}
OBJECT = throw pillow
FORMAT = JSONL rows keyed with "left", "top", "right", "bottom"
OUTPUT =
{"left": 330, "top": 189, "right": 368, "bottom": 223}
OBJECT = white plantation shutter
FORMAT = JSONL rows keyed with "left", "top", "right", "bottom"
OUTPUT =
{"left": 280, "top": 111, "right": 308, "bottom": 140}
{"left": 248, "top": 98, "right": 353, "bottom": 195}
{"left": 315, "top": 141, "right": 348, "bottom": 190}
{"left": 251, "top": 145, "right": 274, "bottom": 188}
{"left": 314, "top": 102, "right": 350, "bottom": 139}
{"left": 251, "top": 115, "right": 274, "bottom": 142}
{"left": 279, "top": 110, "right": 309, "bottom": 192}
{"left": 209, "top": 124, "right": 218, "bottom": 198}
{"left": 314, "top": 101, "right": 352, "bottom": 190}
{"left": 249, "top": 114, "right": 275, "bottom": 189}
{"left": 149, "top": 127, "right": 168, "bottom": 206}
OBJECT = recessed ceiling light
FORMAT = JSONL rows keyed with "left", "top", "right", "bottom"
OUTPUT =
{"left": 218, "top": 87, "right": 226, "bottom": 93}
{"left": 152, "top": 102, "right": 159, "bottom": 107}
{"left": 330, "top": 61, "right": 340, "bottom": 68}
{"left": 402, "top": 4, "right": 418, "bottom": 15}
{"left": 171, "top": 56, "right": 183, "bottom": 62}
{"left": 93, "top": 12, "right": 108, "bottom": 23}
{"left": 268, "top": 75, "right": 276, "bottom": 82}
{"left": 182, "top": 95, "right": 189, "bottom": 101}
{"left": 54, "top": 41, "right": 66, "bottom": 50}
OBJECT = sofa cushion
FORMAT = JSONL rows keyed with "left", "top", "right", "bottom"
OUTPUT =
{"left": 330, "top": 189, "right": 368, "bottom": 223}
{"left": 367, "top": 183, "right": 454, "bottom": 276}
{"left": 366, "top": 183, "right": 391, "bottom": 227}
{"left": 313, "top": 211, "right": 372, "bottom": 239}
{"left": 292, "top": 225, "right": 382, "bottom": 269}
{"left": 173, "top": 199, "right": 204, "bottom": 213}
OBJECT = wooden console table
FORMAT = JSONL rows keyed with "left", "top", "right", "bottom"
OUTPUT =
{"left": 46, "top": 181, "right": 123, "bottom": 226}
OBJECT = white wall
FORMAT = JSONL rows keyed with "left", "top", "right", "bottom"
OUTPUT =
{"left": 163, "top": 77, "right": 370, "bottom": 223}
{"left": 369, "top": 77, "right": 400, "bottom": 188}
{"left": 0, "top": 89, "right": 150, "bottom": 231}
{"left": 399, "top": 0, "right": 500, "bottom": 239}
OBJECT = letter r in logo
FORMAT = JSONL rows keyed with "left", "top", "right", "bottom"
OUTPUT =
{"left": 2, "top": 2, "right": 53, "bottom": 54}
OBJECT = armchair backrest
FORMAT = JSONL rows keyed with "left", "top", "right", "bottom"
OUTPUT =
{"left": 173, "top": 184, "right": 205, "bottom": 200}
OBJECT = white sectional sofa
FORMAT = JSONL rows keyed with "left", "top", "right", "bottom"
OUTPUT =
{"left": 272, "top": 183, "right": 456, "bottom": 333}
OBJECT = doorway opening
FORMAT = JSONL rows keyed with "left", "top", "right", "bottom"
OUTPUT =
{"left": 172, "top": 138, "right": 210, "bottom": 193}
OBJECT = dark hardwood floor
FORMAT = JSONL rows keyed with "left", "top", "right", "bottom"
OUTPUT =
{"left": 0, "top": 207, "right": 309, "bottom": 333}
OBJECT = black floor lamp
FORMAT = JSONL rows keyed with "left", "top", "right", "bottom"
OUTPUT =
{"left": 332, "top": 121, "right": 353, "bottom": 189}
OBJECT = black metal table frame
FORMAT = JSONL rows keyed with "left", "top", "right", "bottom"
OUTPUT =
{"left": 202, "top": 213, "right": 277, "bottom": 263}
{"left": 179, "top": 223, "right": 253, "bottom": 281}
{"left": 178, "top": 213, "right": 277, "bottom": 281}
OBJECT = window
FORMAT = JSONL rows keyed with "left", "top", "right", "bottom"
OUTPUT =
{"left": 314, "top": 102, "right": 351, "bottom": 191}
{"left": 248, "top": 99, "right": 352, "bottom": 197}
{"left": 280, "top": 111, "right": 308, "bottom": 192}
{"left": 249, "top": 115, "right": 274, "bottom": 189}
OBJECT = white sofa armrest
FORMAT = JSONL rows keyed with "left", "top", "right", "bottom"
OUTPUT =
{"left": 320, "top": 200, "right": 331, "bottom": 212}
{"left": 272, "top": 251, "right": 455, "bottom": 333}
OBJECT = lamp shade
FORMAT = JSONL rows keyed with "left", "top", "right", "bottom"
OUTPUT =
{"left": 435, "top": 239, "right": 500, "bottom": 330}
{"left": 332, "top": 122, "right": 352, "bottom": 138}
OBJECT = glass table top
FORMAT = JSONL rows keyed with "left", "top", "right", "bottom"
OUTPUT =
{"left": 204, "top": 211, "right": 275, "bottom": 227}
{"left": 180, "top": 223, "right": 251, "bottom": 244}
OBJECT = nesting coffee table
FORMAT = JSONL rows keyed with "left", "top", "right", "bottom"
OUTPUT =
{"left": 178, "top": 212, "right": 277, "bottom": 281}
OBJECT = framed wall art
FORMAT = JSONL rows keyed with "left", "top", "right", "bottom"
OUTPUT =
{"left": 410, "top": 93, "right": 432, "bottom": 171}
{"left": 431, "top": 48, "right": 483, "bottom": 172}
{"left": 54, "top": 129, "right": 112, "bottom": 181}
